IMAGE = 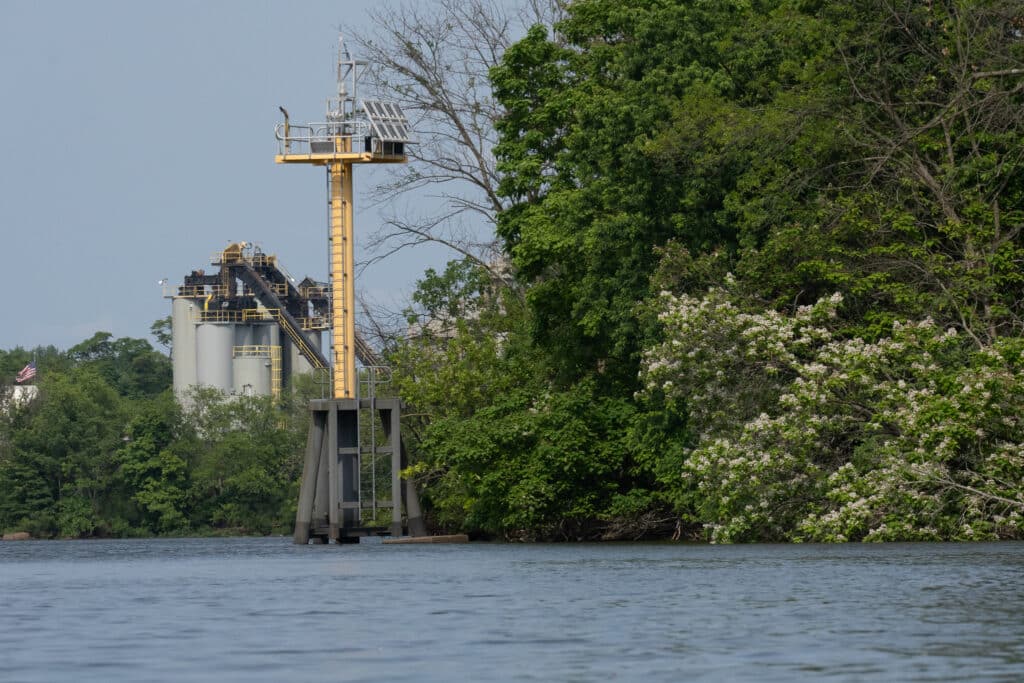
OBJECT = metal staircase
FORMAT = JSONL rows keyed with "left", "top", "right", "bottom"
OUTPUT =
{"left": 231, "top": 261, "right": 330, "bottom": 370}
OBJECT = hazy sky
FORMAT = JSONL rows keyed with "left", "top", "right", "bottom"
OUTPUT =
{"left": 0, "top": 1, "right": 455, "bottom": 351}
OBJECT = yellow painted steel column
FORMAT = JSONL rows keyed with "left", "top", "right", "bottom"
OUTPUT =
{"left": 328, "top": 134, "right": 357, "bottom": 399}
{"left": 342, "top": 160, "right": 356, "bottom": 399}
{"left": 328, "top": 161, "right": 347, "bottom": 398}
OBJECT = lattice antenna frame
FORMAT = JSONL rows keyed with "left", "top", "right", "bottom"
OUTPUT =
{"left": 327, "top": 35, "right": 366, "bottom": 126}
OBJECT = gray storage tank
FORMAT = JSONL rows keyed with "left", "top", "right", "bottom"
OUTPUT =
{"left": 233, "top": 351, "right": 272, "bottom": 396}
{"left": 196, "top": 323, "right": 234, "bottom": 393}
{"left": 171, "top": 298, "right": 197, "bottom": 396}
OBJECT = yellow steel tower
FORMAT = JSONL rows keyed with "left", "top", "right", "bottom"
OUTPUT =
{"left": 283, "top": 36, "right": 424, "bottom": 545}
{"left": 274, "top": 36, "right": 411, "bottom": 399}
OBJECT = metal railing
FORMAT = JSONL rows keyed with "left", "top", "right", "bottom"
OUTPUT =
{"left": 166, "top": 284, "right": 200, "bottom": 298}
{"left": 267, "top": 282, "right": 289, "bottom": 297}
{"left": 257, "top": 308, "right": 328, "bottom": 371}
{"left": 298, "top": 315, "right": 330, "bottom": 330}
{"left": 193, "top": 309, "right": 244, "bottom": 323}
{"left": 166, "top": 283, "right": 233, "bottom": 298}
{"left": 174, "top": 279, "right": 289, "bottom": 300}
{"left": 211, "top": 250, "right": 276, "bottom": 268}
{"left": 360, "top": 364, "right": 396, "bottom": 520}
{"left": 300, "top": 284, "right": 330, "bottom": 299}
{"left": 232, "top": 344, "right": 273, "bottom": 357}
{"left": 311, "top": 366, "right": 331, "bottom": 399}
{"left": 274, "top": 121, "right": 371, "bottom": 156}
{"left": 273, "top": 260, "right": 300, "bottom": 290}
{"left": 240, "top": 308, "right": 275, "bottom": 322}
{"left": 191, "top": 308, "right": 325, "bottom": 368}
{"left": 232, "top": 344, "right": 283, "bottom": 399}
{"left": 193, "top": 308, "right": 277, "bottom": 323}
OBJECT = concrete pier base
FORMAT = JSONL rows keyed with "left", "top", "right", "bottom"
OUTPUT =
{"left": 293, "top": 398, "right": 426, "bottom": 544}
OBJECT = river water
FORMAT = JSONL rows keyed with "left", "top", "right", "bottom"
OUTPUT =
{"left": 1, "top": 538, "right": 1022, "bottom": 682}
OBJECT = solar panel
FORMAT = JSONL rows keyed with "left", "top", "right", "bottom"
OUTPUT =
{"left": 361, "top": 99, "right": 413, "bottom": 144}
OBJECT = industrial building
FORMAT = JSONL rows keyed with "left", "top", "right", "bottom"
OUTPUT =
{"left": 167, "top": 242, "right": 330, "bottom": 400}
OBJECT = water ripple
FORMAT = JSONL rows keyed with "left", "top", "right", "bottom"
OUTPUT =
{"left": 2, "top": 538, "right": 1024, "bottom": 681}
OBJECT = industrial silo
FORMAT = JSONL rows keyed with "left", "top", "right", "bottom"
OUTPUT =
{"left": 196, "top": 322, "right": 234, "bottom": 392}
{"left": 232, "top": 349, "right": 272, "bottom": 396}
{"left": 234, "top": 323, "right": 254, "bottom": 348}
{"left": 169, "top": 244, "right": 330, "bottom": 400}
{"left": 171, "top": 298, "right": 197, "bottom": 395}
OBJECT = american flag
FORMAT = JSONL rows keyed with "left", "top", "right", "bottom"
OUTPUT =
{"left": 15, "top": 361, "right": 36, "bottom": 384}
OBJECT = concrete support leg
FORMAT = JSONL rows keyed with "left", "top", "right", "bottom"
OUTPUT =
{"left": 294, "top": 410, "right": 326, "bottom": 544}
{"left": 327, "top": 403, "right": 339, "bottom": 542}
{"left": 386, "top": 407, "right": 402, "bottom": 537}
{"left": 313, "top": 427, "right": 330, "bottom": 529}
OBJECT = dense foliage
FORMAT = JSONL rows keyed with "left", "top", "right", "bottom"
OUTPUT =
{"left": 388, "top": 0, "right": 1024, "bottom": 541}
{"left": 643, "top": 284, "right": 1024, "bottom": 541}
{"left": 0, "top": 336, "right": 307, "bottom": 538}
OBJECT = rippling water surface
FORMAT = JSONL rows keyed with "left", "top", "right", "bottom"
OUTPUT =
{"left": 1, "top": 538, "right": 1023, "bottom": 681}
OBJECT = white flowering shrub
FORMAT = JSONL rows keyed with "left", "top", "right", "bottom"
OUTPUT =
{"left": 642, "top": 285, "right": 1024, "bottom": 542}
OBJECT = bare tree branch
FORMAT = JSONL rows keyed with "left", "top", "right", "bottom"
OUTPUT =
{"left": 347, "top": 0, "right": 563, "bottom": 282}
{"left": 836, "top": 0, "right": 1024, "bottom": 342}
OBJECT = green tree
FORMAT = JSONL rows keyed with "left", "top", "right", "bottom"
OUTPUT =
{"left": 68, "top": 332, "right": 171, "bottom": 398}
{"left": 0, "top": 329, "right": 309, "bottom": 537}
{"left": 150, "top": 316, "right": 172, "bottom": 354}
{"left": 483, "top": 0, "right": 1024, "bottom": 542}
{"left": 183, "top": 388, "right": 304, "bottom": 533}
{"left": 115, "top": 393, "right": 191, "bottom": 534}
{"left": 493, "top": 1, "right": 832, "bottom": 389}
{"left": 825, "top": 0, "right": 1024, "bottom": 342}
{"left": 717, "top": 0, "right": 1024, "bottom": 343}
{"left": 420, "top": 381, "right": 639, "bottom": 539}
{"left": 8, "top": 367, "right": 126, "bottom": 537}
